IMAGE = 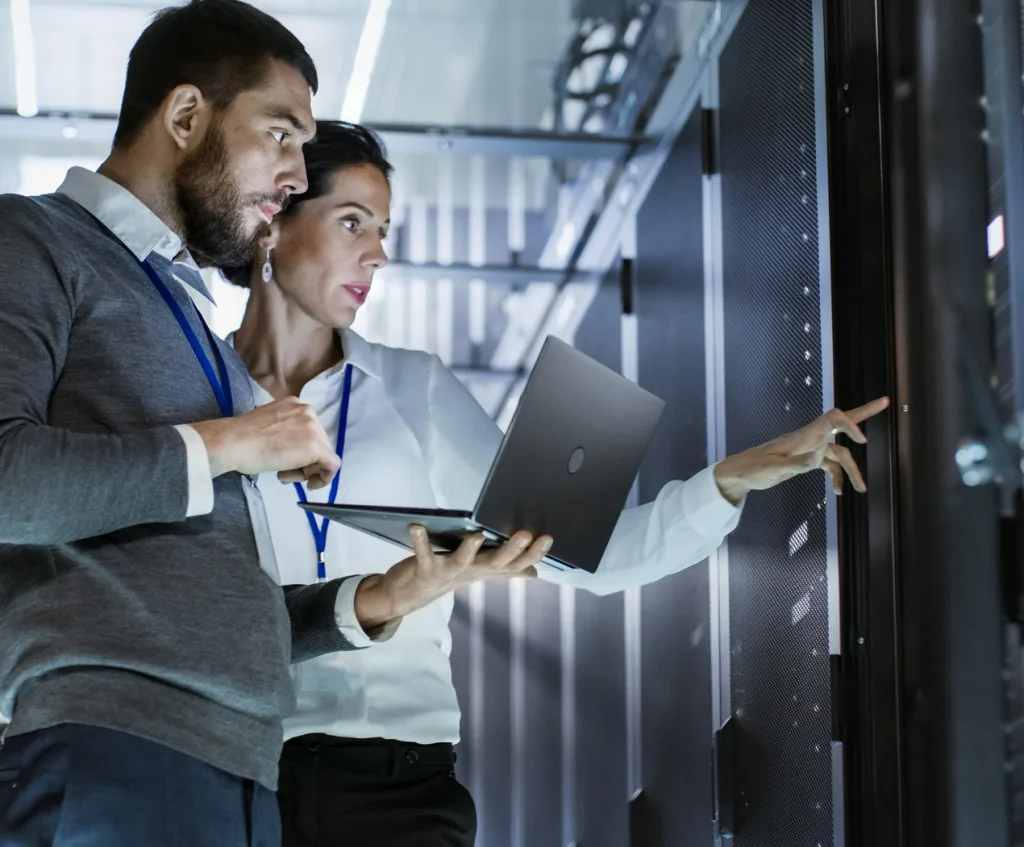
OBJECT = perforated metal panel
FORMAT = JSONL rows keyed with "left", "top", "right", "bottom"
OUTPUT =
{"left": 571, "top": 267, "right": 630, "bottom": 847}
{"left": 449, "top": 590, "right": 472, "bottom": 784}
{"left": 636, "top": 106, "right": 715, "bottom": 847}
{"left": 521, "top": 581, "right": 564, "bottom": 847}
{"left": 479, "top": 582, "right": 514, "bottom": 847}
{"left": 718, "top": 1, "right": 833, "bottom": 844}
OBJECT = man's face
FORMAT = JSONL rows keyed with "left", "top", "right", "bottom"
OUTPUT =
{"left": 174, "top": 58, "right": 315, "bottom": 267}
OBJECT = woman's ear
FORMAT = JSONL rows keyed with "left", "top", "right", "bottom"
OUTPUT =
{"left": 261, "top": 219, "right": 281, "bottom": 252}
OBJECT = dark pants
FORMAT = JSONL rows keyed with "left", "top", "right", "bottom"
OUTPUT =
{"left": 278, "top": 735, "right": 476, "bottom": 847}
{"left": 0, "top": 724, "right": 280, "bottom": 847}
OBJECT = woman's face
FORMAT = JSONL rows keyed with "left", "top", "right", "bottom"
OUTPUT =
{"left": 269, "top": 162, "right": 391, "bottom": 329}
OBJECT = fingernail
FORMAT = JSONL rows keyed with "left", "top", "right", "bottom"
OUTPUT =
{"left": 517, "top": 536, "right": 530, "bottom": 549}
{"left": 541, "top": 538, "right": 553, "bottom": 552}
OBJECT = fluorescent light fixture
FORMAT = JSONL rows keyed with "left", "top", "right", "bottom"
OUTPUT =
{"left": 436, "top": 279, "right": 454, "bottom": 364}
{"left": 409, "top": 277, "right": 429, "bottom": 351}
{"left": 623, "top": 17, "right": 644, "bottom": 48}
{"left": 469, "top": 279, "right": 487, "bottom": 345}
{"left": 508, "top": 157, "right": 526, "bottom": 253}
{"left": 469, "top": 157, "right": 487, "bottom": 267}
{"left": 437, "top": 155, "right": 454, "bottom": 266}
{"left": 606, "top": 52, "right": 629, "bottom": 84}
{"left": 554, "top": 292, "right": 578, "bottom": 330}
{"left": 341, "top": 0, "right": 392, "bottom": 124}
{"left": 988, "top": 214, "right": 1005, "bottom": 258}
{"left": 11, "top": 0, "right": 38, "bottom": 117}
{"left": 408, "top": 196, "right": 428, "bottom": 266}
{"left": 555, "top": 221, "right": 577, "bottom": 260}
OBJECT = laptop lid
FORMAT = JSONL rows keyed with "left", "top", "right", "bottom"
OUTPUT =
{"left": 472, "top": 336, "right": 665, "bottom": 573}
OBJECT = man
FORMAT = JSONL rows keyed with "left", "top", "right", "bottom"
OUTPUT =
{"left": 0, "top": 2, "right": 352, "bottom": 844}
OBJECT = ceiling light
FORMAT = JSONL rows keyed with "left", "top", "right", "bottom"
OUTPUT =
{"left": 11, "top": 0, "right": 38, "bottom": 118}
{"left": 555, "top": 221, "right": 577, "bottom": 261}
{"left": 341, "top": 0, "right": 392, "bottom": 124}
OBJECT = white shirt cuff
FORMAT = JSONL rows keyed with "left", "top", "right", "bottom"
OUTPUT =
{"left": 685, "top": 464, "right": 745, "bottom": 533}
{"left": 334, "top": 575, "right": 402, "bottom": 648}
{"left": 173, "top": 424, "right": 215, "bottom": 518}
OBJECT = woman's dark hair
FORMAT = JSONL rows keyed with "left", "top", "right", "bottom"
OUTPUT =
{"left": 114, "top": 0, "right": 318, "bottom": 149}
{"left": 221, "top": 120, "right": 393, "bottom": 288}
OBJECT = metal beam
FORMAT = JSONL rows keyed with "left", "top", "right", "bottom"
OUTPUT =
{"left": 369, "top": 122, "right": 639, "bottom": 160}
{"left": 0, "top": 111, "right": 641, "bottom": 160}
{"left": 387, "top": 261, "right": 564, "bottom": 285}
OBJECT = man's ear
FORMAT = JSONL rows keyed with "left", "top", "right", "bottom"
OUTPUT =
{"left": 161, "top": 84, "right": 210, "bottom": 152}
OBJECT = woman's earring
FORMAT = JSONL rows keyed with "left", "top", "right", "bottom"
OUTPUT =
{"left": 261, "top": 247, "right": 273, "bottom": 284}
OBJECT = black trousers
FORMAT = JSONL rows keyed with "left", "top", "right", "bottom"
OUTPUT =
{"left": 0, "top": 724, "right": 279, "bottom": 847}
{"left": 278, "top": 735, "right": 476, "bottom": 847}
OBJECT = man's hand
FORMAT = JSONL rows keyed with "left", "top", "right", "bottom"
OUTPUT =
{"left": 354, "top": 527, "right": 553, "bottom": 632}
{"left": 713, "top": 397, "right": 890, "bottom": 505}
{"left": 190, "top": 397, "right": 342, "bottom": 490}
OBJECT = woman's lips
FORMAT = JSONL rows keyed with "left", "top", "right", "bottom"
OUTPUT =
{"left": 343, "top": 284, "right": 370, "bottom": 304}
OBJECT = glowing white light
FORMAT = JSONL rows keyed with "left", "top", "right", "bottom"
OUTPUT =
{"left": 11, "top": 0, "right": 38, "bottom": 118}
{"left": 340, "top": 0, "right": 391, "bottom": 124}
{"left": 555, "top": 221, "right": 577, "bottom": 261}
{"left": 469, "top": 279, "right": 487, "bottom": 345}
{"left": 988, "top": 215, "right": 1005, "bottom": 258}
{"left": 555, "top": 293, "right": 578, "bottom": 330}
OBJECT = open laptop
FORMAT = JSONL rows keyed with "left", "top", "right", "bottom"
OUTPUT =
{"left": 300, "top": 336, "right": 665, "bottom": 574}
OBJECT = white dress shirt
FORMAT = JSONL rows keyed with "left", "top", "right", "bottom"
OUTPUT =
{"left": 248, "top": 329, "right": 743, "bottom": 744}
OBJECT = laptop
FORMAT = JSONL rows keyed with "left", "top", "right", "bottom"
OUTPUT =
{"left": 300, "top": 336, "right": 665, "bottom": 574}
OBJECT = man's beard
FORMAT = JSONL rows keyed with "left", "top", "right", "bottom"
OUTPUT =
{"left": 174, "top": 123, "right": 284, "bottom": 269}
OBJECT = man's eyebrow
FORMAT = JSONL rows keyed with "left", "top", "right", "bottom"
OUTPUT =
{"left": 266, "top": 109, "right": 315, "bottom": 138}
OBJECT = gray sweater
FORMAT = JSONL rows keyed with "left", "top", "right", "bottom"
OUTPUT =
{"left": 0, "top": 191, "right": 356, "bottom": 789}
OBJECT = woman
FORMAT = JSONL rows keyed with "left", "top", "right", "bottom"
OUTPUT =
{"left": 225, "top": 121, "right": 885, "bottom": 846}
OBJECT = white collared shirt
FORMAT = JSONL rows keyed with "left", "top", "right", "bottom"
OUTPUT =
{"left": 251, "top": 330, "right": 743, "bottom": 744}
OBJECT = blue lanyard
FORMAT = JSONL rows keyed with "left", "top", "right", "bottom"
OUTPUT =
{"left": 293, "top": 364, "right": 354, "bottom": 582}
{"left": 139, "top": 259, "right": 234, "bottom": 418}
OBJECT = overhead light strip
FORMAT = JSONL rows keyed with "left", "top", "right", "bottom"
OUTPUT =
{"left": 340, "top": 0, "right": 391, "bottom": 124}
{"left": 11, "top": 0, "right": 38, "bottom": 117}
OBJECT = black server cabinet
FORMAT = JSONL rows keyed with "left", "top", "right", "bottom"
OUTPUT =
{"left": 716, "top": 0, "right": 837, "bottom": 844}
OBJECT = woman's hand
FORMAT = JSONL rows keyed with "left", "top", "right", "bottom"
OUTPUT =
{"left": 353, "top": 526, "right": 552, "bottom": 632}
{"left": 713, "top": 397, "right": 890, "bottom": 504}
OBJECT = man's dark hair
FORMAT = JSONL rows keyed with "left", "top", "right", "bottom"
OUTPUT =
{"left": 222, "top": 120, "right": 393, "bottom": 287}
{"left": 113, "top": 0, "right": 318, "bottom": 149}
